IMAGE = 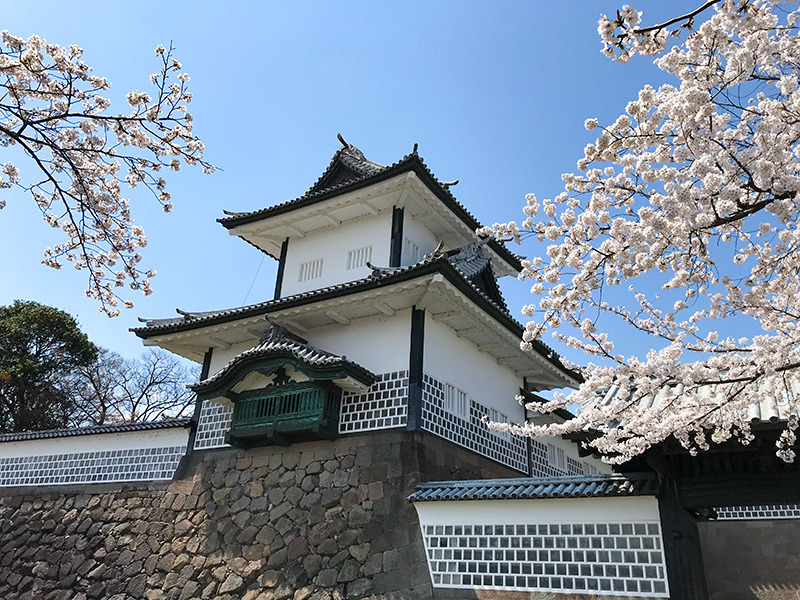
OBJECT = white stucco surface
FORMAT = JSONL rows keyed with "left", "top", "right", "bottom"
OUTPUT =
{"left": 307, "top": 310, "right": 411, "bottom": 375}
{"left": 208, "top": 339, "right": 259, "bottom": 378}
{"left": 0, "top": 426, "right": 189, "bottom": 459}
{"left": 423, "top": 314, "right": 523, "bottom": 421}
{"left": 414, "top": 496, "right": 662, "bottom": 527}
{"left": 401, "top": 213, "right": 439, "bottom": 266}
{"left": 281, "top": 212, "right": 393, "bottom": 298}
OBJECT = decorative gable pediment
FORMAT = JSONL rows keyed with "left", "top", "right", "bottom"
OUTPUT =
{"left": 305, "top": 135, "right": 385, "bottom": 197}
{"left": 190, "top": 324, "right": 376, "bottom": 448}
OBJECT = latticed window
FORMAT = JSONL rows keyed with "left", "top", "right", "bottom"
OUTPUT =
{"left": 548, "top": 444, "right": 566, "bottom": 471}
{"left": 228, "top": 382, "right": 341, "bottom": 447}
{"left": 347, "top": 246, "right": 372, "bottom": 270}
{"left": 404, "top": 238, "right": 420, "bottom": 263}
{"left": 299, "top": 258, "right": 323, "bottom": 281}
{"left": 444, "top": 383, "right": 470, "bottom": 420}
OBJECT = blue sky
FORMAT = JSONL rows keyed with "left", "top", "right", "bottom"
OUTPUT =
{"left": 1, "top": 1, "right": 704, "bottom": 363}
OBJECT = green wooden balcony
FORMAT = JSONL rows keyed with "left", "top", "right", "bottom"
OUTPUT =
{"left": 226, "top": 383, "right": 340, "bottom": 447}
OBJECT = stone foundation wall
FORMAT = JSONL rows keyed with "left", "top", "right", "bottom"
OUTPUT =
{"left": 0, "top": 430, "right": 518, "bottom": 600}
{"left": 699, "top": 519, "right": 800, "bottom": 600}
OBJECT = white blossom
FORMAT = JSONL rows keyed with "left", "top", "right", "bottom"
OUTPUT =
{"left": 483, "top": 1, "right": 800, "bottom": 463}
{"left": 0, "top": 35, "right": 214, "bottom": 315}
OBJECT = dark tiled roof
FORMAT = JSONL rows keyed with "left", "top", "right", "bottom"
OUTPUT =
{"left": 408, "top": 473, "right": 659, "bottom": 502}
{"left": 190, "top": 324, "right": 376, "bottom": 392}
{"left": 217, "top": 143, "right": 521, "bottom": 273}
{"left": 587, "top": 377, "right": 798, "bottom": 426}
{"left": 0, "top": 418, "right": 192, "bottom": 442}
{"left": 303, "top": 142, "right": 385, "bottom": 196}
{"left": 132, "top": 248, "right": 574, "bottom": 381}
{"left": 135, "top": 250, "right": 489, "bottom": 334}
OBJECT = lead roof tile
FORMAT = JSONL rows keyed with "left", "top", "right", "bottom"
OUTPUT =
{"left": 407, "top": 473, "right": 659, "bottom": 502}
{"left": 0, "top": 418, "right": 192, "bottom": 442}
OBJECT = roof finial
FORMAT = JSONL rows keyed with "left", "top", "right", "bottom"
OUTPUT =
{"left": 441, "top": 179, "right": 459, "bottom": 187}
{"left": 412, "top": 143, "right": 418, "bottom": 154}
{"left": 337, "top": 133, "right": 350, "bottom": 148}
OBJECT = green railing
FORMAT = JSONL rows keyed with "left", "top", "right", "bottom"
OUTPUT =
{"left": 231, "top": 384, "right": 338, "bottom": 432}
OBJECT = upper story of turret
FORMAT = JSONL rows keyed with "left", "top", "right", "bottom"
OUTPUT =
{"left": 218, "top": 137, "right": 522, "bottom": 300}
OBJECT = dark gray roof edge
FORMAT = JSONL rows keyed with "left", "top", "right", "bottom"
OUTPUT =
{"left": 218, "top": 154, "right": 522, "bottom": 273}
{"left": 0, "top": 418, "right": 192, "bottom": 443}
{"left": 408, "top": 473, "right": 659, "bottom": 503}
{"left": 130, "top": 257, "right": 578, "bottom": 383}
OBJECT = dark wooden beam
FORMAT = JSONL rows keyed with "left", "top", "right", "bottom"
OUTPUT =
{"left": 679, "top": 472, "right": 800, "bottom": 508}
{"left": 406, "top": 308, "right": 425, "bottom": 431}
{"left": 185, "top": 347, "right": 214, "bottom": 457}
{"left": 390, "top": 207, "right": 404, "bottom": 267}
{"left": 274, "top": 237, "right": 289, "bottom": 300}
{"left": 659, "top": 479, "right": 709, "bottom": 599}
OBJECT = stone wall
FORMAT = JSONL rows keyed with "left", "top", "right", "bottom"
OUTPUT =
{"left": 699, "top": 520, "right": 800, "bottom": 600}
{"left": 0, "top": 430, "right": 518, "bottom": 600}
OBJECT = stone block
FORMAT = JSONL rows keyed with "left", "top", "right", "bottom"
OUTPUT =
{"left": 303, "top": 554, "right": 323, "bottom": 578}
{"left": 349, "top": 543, "right": 370, "bottom": 564}
{"left": 267, "top": 548, "right": 288, "bottom": 569}
{"left": 337, "top": 559, "right": 360, "bottom": 583}
{"left": 258, "top": 569, "right": 281, "bottom": 587}
{"left": 362, "top": 552, "right": 383, "bottom": 576}
{"left": 270, "top": 501, "right": 292, "bottom": 522}
{"left": 219, "top": 574, "right": 245, "bottom": 595}
{"left": 287, "top": 536, "right": 308, "bottom": 561}
{"left": 318, "top": 538, "right": 338, "bottom": 556}
{"left": 315, "top": 568, "right": 338, "bottom": 588}
{"left": 237, "top": 525, "right": 259, "bottom": 545}
{"left": 346, "top": 578, "right": 373, "bottom": 598}
{"left": 332, "top": 470, "right": 350, "bottom": 488}
{"left": 329, "top": 548, "right": 350, "bottom": 567}
{"left": 347, "top": 506, "right": 370, "bottom": 527}
{"left": 284, "top": 486, "right": 304, "bottom": 506}
{"left": 282, "top": 452, "right": 301, "bottom": 470}
{"left": 320, "top": 488, "right": 343, "bottom": 508}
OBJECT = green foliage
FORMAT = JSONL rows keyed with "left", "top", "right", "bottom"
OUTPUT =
{"left": 0, "top": 300, "right": 97, "bottom": 432}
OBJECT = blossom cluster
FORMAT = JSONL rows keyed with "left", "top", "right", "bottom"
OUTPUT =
{"left": 0, "top": 32, "right": 213, "bottom": 315}
{"left": 486, "top": 1, "right": 800, "bottom": 463}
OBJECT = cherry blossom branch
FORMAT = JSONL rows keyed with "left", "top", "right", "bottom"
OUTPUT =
{"left": 0, "top": 33, "right": 214, "bottom": 315}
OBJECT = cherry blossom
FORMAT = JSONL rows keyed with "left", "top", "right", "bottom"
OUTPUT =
{"left": 0, "top": 32, "right": 213, "bottom": 316}
{"left": 485, "top": 1, "right": 800, "bottom": 463}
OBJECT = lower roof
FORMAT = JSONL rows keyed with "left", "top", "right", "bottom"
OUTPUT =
{"left": 0, "top": 418, "right": 192, "bottom": 443}
{"left": 132, "top": 253, "right": 580, "bottom": 388}
{"left": 408, "top": 473, "right": 659, "bottom": 502}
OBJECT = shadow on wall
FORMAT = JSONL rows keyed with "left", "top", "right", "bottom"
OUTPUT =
{"left": 699, "top": 520, "right": 800, "bottom": 600}
{"left": 751, "top": 584, "right": 800, "bottom": 600}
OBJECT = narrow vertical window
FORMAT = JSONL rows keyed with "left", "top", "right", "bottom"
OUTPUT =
{"left": 299, "top": 258, "right": 323, "bottom": 282}
{"left": 547, "top": 443, "right": 566, "bottom": 471}
{"left": 444, "top": 383, "right": 469, "bottom": 420}
{"left": 404, "top": 238, "right": 420, "bottom": 263}
{"left": 347, "top": 246, "right": 372, "bottom": 270}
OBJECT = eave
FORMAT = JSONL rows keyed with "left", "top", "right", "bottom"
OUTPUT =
{"left": 218, "top": 156, "right": 522, "bottom": 277}
{"left": 132, "top": 261, "right": 579, "bottom": 388}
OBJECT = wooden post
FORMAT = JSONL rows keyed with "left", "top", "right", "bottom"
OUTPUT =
{"left": 406, "top": 308, "right": 425, "bottom": 431}
{"left": 390, "top": 207, "right": 404, "bottom": 267}
{"left": 658, "top": 477, "right": 709, "bottom": 600}
{"left": 273, "top": 238, "right": 289, "bottom": 300}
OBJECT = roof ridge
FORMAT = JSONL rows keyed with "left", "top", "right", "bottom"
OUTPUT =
{"left": 0, "top": 418, "right": 192, "bottom": 442}
{"left": 191, "top": 326, "right": 376, "bottom": 392}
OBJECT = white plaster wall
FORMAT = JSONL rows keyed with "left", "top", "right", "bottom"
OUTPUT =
{"left": 307, "top": 310, "right": 411, "bottom": 375}
{"left": 401, "top": 213, "right": 439, "bottom": 266}
{"left": 544, "top": 431, "right": 609, "bottom": 472}
{"left": 423, "top": 314, "right": 524, "bottom": 422}
{"left": 281, "top": 212, "right": 393, "bottom": 298}
{"left": 0, "top": 426, "right": 189, "bottom": 459}
{"left": 415, "top": 496, "right": 662, "bottom": 527}
{"left": 208, "top": 340, "right": 257, "bottom": 378}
